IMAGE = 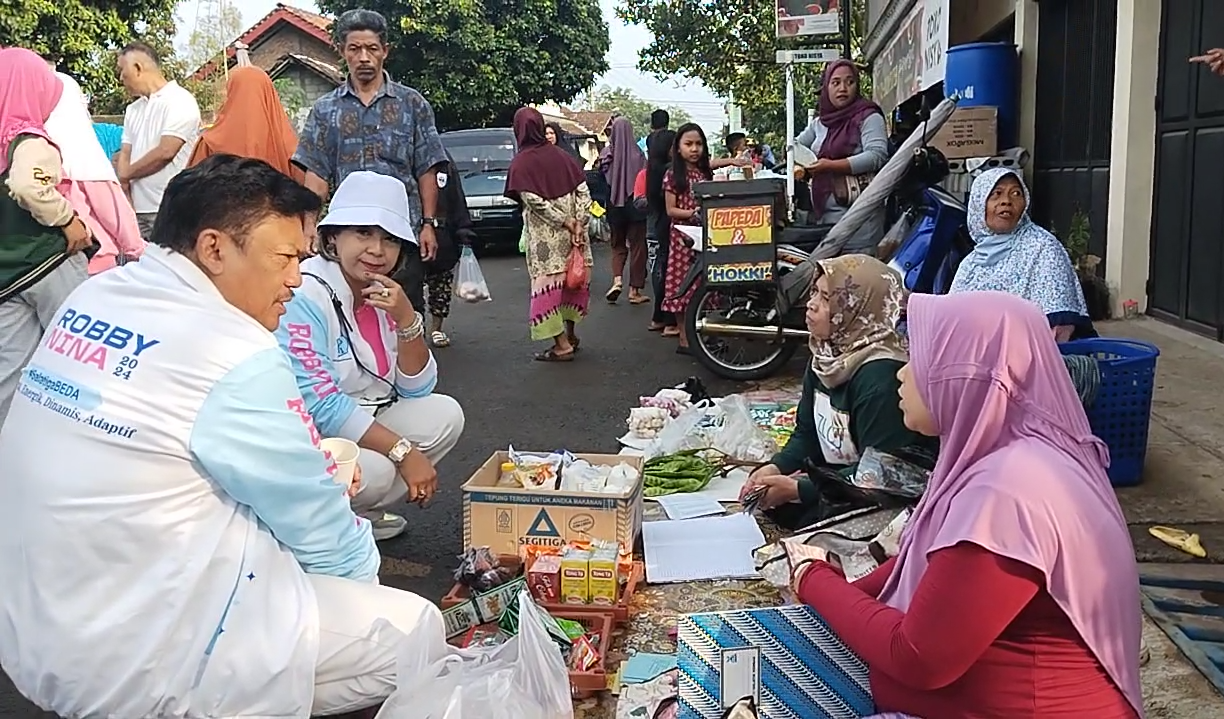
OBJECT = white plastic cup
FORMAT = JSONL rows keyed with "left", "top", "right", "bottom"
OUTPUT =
{"left": 320, "top": 438, "right": 360, "bottom": 491}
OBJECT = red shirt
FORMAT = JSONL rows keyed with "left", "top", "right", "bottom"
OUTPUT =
{"left": 798, "top": 543, "right": 1137, "bottom": 718}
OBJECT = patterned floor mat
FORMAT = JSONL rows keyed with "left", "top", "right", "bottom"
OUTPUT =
{"left": 1140, "top": 563, "right": 1224, "bottom": 694}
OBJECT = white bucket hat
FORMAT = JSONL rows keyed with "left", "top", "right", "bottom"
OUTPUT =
{"left": 318, "top": 171, "right": 417, "bottom": 245}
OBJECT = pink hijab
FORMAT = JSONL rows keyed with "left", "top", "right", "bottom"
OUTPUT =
{"left": 0, "top": 48, "right": 62, "bottom": 172}
{"left": 880, "top": 291, "right": 1143, "bottom": 716}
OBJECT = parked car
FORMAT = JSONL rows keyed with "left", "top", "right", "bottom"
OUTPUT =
{"left": 441, "top": 128, "right": 522, "bottom": 252}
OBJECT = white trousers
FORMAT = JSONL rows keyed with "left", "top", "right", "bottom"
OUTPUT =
{"left": 310, "top": 574, "right": 451, "bottom": 715}
{"left": 350, "top": 394, "right": 466, "bottom": 514}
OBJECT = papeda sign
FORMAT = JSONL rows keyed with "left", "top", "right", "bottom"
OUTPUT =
{"left": 707, "top": 205, "right": 773, "bottom": 247}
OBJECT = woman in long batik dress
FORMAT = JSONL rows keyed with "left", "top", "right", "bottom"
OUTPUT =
{"left": 505, "top": 107, "right": 593, "bottom": 362}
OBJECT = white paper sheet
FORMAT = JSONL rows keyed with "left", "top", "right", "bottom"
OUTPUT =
{"left": 618, "top": 432, "right": 653, "bottom": 451}
{"left": 654, "top": 493, "right": 726, "bottom": 520}
{"left": 677, "top": 225, "right": 704, "bottom": 251}
{"left": 643, "top": 513, "right": 765, "bottom": 584}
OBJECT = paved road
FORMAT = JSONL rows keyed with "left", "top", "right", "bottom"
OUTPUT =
{"left": 0, "top": 244, "right": 764, "bottom": 717}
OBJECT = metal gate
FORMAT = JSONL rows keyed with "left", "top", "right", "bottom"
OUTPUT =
{"left": 1030, "top": 0, "right": 1118, "bottom": 262}
{"left": 1148, "top": 0, "right": 1224, "bottom": 337}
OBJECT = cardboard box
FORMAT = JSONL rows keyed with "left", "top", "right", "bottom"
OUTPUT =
{"left": 462, "top": 452, "right": 644, "bottom": 556}
{"left": 677, "top": 605, "right": 875, "bottom": 719}
{"left": 930, "top": 106, "right": 999, "bottom": 160}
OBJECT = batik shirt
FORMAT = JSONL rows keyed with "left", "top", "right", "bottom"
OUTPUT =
{"left": 293, "top": 73, "right": 448, "bottom": 228}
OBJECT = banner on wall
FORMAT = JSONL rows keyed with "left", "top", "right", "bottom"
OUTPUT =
{"left": 872, "top": 0, "right": 949, "bottom": 113}
{"left": 776, "top": 0, "right": 842, "bottom": 39}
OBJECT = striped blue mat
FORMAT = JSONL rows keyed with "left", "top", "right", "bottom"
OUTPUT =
{"left": 677, "top": 604, "right": 875, "bottom": 719}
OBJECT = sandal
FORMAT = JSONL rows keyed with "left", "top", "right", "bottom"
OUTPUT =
{"left": 661, "top": 327, "right": 681, "bottom": 338}
{"left": 675, "top": 345, "right": 692, "bottom": 356}
{"left": 430, "top": 330, "right": 451, "bottom": 347}
{"left": 534, "top": 348, "right": 575, "bottom": 362}
{"left": 606, "top": 282, "right": 622, "bottom": 303}
{"left": 629, "top": 292, "right": 651, "bottom": 305}
{"left": 647, "top": 322, "right": 667, "bottom": 332}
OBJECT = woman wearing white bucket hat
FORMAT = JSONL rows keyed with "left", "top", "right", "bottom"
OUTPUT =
{"left": 275, "top": 171, "right": 465, "bottom": 541}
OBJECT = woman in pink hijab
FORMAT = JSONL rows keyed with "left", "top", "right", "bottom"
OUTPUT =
{"left": 796, "top": 291, "right": 1142, "bottom": 718}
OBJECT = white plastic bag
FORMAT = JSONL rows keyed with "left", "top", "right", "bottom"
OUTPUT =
{"left": 710, "top": 395, "right": 778, "bottom": 462}
{"left": 454, "top": 246, "right": 492, "bottom": 302}
{"left": 646, "top": 399, "right": 717, "bottom": 458}
{"left": 379, "top": 590, "right": 573, "bottom": 719}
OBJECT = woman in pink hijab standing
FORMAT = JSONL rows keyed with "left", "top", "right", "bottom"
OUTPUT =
{"left": 0, "top": 48, "right": 95, "bottom": 426}
{"left": 43, "top": 65, "right": 144, "bottom": 273}
{"left": 795, "top": 291, "right": 1143, "bottom": 718}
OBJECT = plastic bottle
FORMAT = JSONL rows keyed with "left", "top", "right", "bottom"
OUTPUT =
{"left": 498, "top": 461, "right": 519, "bottom": 487}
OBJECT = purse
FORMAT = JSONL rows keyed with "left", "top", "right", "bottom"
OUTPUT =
{"left": 832, "top": 172, "right": 876, "bottom": 208}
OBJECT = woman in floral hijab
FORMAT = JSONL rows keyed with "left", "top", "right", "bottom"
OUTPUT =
{"left": 740, "top": 255, "right": 936, "bottom": 529}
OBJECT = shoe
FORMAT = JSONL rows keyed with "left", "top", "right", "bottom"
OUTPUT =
{"left": 366, "top": 511, "right": 407, "bottom": 541}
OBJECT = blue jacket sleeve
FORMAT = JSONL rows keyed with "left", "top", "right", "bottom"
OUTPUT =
{"left": 190, "top": 348, "right": 380, "bottom": 582}
{"left": 275, "top": 292, "right": 375, "bottom": 442}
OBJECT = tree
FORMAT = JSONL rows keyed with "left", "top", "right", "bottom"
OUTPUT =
{"left": 616, "top": 0, "right": 869, "bottom": 143}
{"left": 177, "top": 2, "right": 246, "bottom": 119}
{"left": 317, "top": 0, "right": 611, "bottom": 130}
{"left": 274, "top": 78, "right": 308, "bottom": 119}
{"left": 0, "top": 0, "right": 180, "bottom": 115}
{"left": 579, "top": 86, "right": 691, "bottom": 138}
{"left": 176, "top": 2, "right": 244, "bottom": 73}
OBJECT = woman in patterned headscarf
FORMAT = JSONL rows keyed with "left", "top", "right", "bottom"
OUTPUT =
{"left": 739, "top": 255, "right": 936, "bottom": 529}
{"left": 951, "top": 168, "right": 1093, "bottom": 341}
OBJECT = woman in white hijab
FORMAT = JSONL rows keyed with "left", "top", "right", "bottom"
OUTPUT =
{"left": 43, "top": 70, "right": 144, "bottom": 274}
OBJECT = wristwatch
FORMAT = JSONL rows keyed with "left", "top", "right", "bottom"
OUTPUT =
{"left": 388, "top": 437, "right": 414, "bottom": 464}
{"left": 421, "top": 217, "right": 440, "bottom": 228}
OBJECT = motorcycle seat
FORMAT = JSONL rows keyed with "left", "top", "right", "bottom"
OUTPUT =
{"left": 777, "top": 225, "right": 830, "bottom": 252}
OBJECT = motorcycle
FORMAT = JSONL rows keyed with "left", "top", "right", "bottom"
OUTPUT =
{"left": 677, "top": 97, "right": 970, "bottom": 382}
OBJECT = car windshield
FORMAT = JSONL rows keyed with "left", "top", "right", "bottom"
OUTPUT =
{"left": 460, "top": 172, "right": 509, "bottom": 197}
{"left": 443, "top": 133, "right": 515, "bottom": 173}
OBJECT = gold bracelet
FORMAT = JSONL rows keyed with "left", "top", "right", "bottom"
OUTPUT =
{"left": 395, "top": 312, "right": 425, "bottom": 342}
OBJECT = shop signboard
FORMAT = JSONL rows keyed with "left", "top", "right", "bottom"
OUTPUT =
{"left": 703, "top": 203, "right": 776, "bottom": 287}
{"left": 872, "top": 0, "right": 949, "bottom": 113}
{"left": 776, "top": 0, "right": 842, "bottom": 39}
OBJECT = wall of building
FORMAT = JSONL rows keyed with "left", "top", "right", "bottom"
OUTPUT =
{"left": 1105, "top": 0, "right": 1161, "bottom": 315}
{"left": 250, "top": 25, "right": 334, "bottom": 70}
{"left": 949, "top": 0, "right": 1015, "bottom": 43}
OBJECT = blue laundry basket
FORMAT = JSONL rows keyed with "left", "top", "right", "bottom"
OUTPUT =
{"left": 1059, "top": 338, "right": 1160, "bottom": 487}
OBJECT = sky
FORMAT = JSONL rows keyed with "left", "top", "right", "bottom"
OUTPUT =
{"left": 174, "top": 0, "right": 727, "bottom": 132}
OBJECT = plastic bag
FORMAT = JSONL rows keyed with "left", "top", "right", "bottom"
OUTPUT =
{"left": 850, "top": 447, "right": 931, "bottom": 499}
{"left": 379, "top": 590, "right": 573, "bottom": 719}
{"left": 646, "top": 399, "right": 718, "bottom": 458}
{"left": 876, "top": 212, "right": 914, "bottom": 263}
{"left": 710, "top": 395, "right": 778, "bottom": 463}
{"left": 564, "top": 245, "right": 588, "bottom": 291}
{"left": 454, "top": 246, "right": 492, "bottom": 302}
{"left": 518, "top": 225, "right": 528, "bottom": 255}
{"left": 588, "top": 214, "right": 610, "bottom": 244}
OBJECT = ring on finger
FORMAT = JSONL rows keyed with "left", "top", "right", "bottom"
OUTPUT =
{"left": 381, "top": 288, "right": 391, "bottom": 298}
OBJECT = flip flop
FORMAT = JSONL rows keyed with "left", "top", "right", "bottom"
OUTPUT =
{"left": 629, "top": 294, "right": 651, "bottom": 305}
{"left": 430, "top": 330, "right": 451, "bottom": 347}
{"left": 647, "top": 323, "right": 667, "bottom": 332}
{"left": 606, "top": 283, "right": 622, "bottom": 303}
{"left": 661, "top": 327, "right": 681, "bottom": 338}
{"left": 675, "top": 345, "right": 692, "bottom": 356}
{"left": 534, "top": 348, "right": 575, "bottom": 362}
{"left": 1149, "top": 526, "right": 1207, "bottom": 558}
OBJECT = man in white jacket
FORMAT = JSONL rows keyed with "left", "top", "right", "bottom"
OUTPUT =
{"left": 0, "top": 154, "right": 450, "bottom": 717}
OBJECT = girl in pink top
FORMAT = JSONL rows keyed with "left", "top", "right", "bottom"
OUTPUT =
{"left": 43, "top": 68, "right": 144, "bottom": 274}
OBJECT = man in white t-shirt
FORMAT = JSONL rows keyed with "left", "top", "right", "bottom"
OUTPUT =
{"left": 116, "top": 42, "right": 201, "bottom": 240}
